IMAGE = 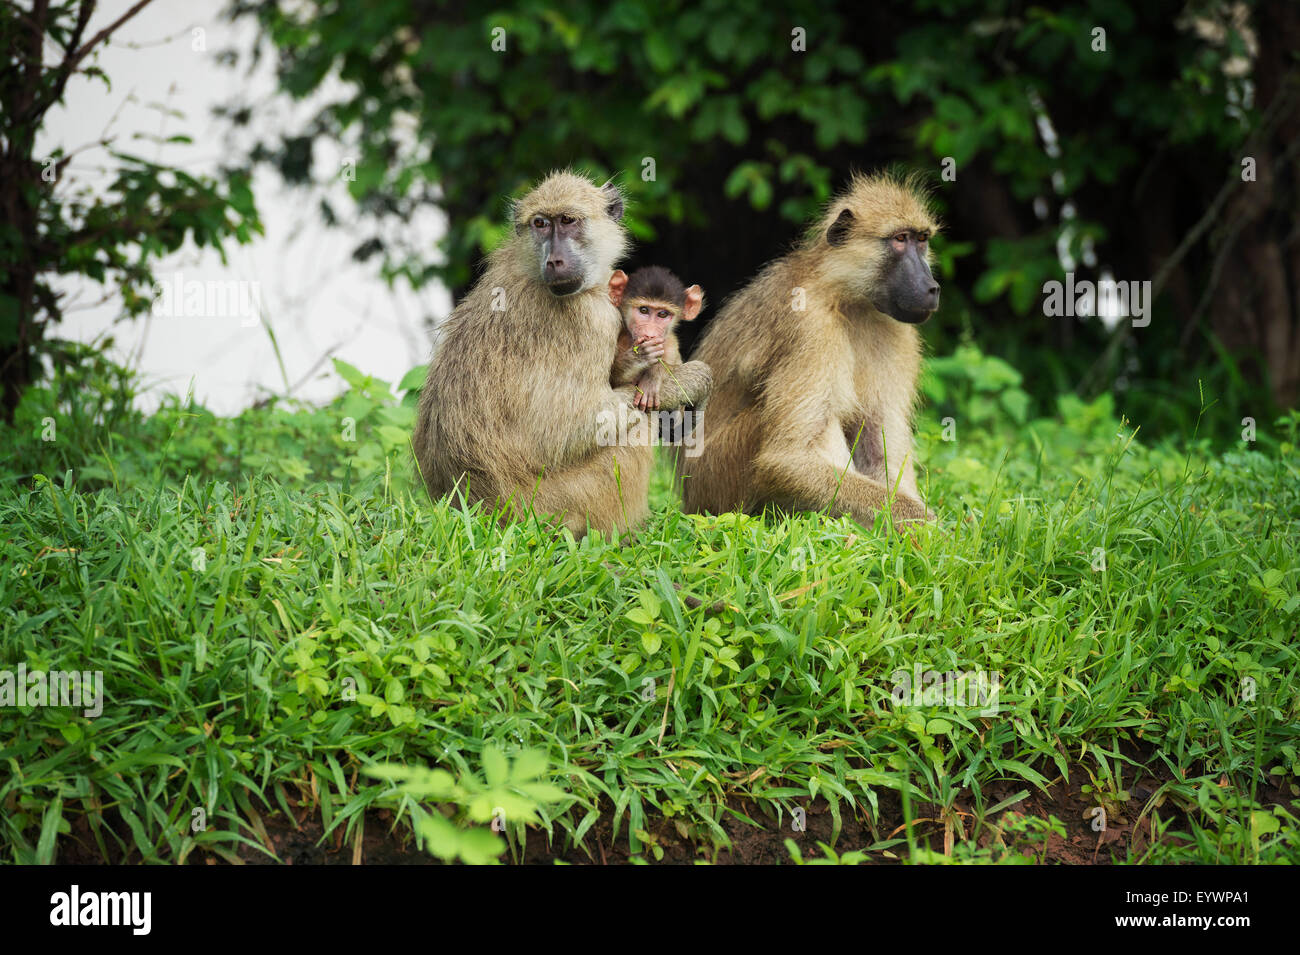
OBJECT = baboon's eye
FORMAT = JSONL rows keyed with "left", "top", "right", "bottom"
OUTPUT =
{"left": 559, "top": 214, "right": 576, "bottom": 225}
{"left": 638, "top": 306, "right": 650, "bottom": 315}
{"left": 658, "top": 309, "right": 671, "bottom": 320}
{"left": 532, "top": 216, "right": 547, "bottom": 230}
{"left": 894, "top": 233, "right": 908, "bottom": 243}
{"left": 917, "top": 233, "right": 929, "bottom": 244}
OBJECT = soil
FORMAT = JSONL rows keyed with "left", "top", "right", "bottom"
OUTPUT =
{"left": 53, "top": 744, "right": 1292, "bottom": 865}
{"left": 238, "top": 768, "right": 1175, "bottom": 865}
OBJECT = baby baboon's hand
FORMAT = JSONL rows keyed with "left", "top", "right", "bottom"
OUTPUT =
{"left": 614, "top": 384, "right": 643, "bottom": 410}
{"left": 635, "top": 371, "right": 661, "bottom": 411}
{"left": 632, "top": 333, "right": 665, "bottom": 361}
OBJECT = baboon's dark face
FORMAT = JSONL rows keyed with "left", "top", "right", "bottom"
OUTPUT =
{"left": 871, "top": 230, "right": 940, "bottom": 324}
{"left": 529, "top": 213, "right": 591, "bottom": 296}
{"left": 826, "top": 208, "right": 941, "bottom": 324}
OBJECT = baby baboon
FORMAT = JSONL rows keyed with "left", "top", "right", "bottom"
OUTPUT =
{"left": 608, "top": 266, "right": 713, "bottom": 410}
{"left": 679, "top": 172, "right": 941, "bottom": 526}
{"left": 412, "top": 171, "right": 651, "bottom": 538}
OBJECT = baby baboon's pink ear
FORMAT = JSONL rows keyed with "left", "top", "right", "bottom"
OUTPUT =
{"left": 682, "top": 284, "right": 704, "bottom": 322}
{"left": 608, "top": 270, "right": 629, "bottom": 307}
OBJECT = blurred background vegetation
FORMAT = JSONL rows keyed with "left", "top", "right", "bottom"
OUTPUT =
{"left": 221, "top": 0, "right": 1298, "bottom": 442}
{"left": 3, "top": 0, "right": 1297, "bottom": 446}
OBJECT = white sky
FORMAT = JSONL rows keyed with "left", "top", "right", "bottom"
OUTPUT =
{"left": 38, "top": 0, "right": 450, "bottom": 414}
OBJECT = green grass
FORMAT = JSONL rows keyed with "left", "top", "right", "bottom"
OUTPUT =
{"left": 1, "top": 351, "right": 1298, "bottom": 864}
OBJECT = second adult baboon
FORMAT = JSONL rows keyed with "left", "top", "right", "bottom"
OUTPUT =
{"left": 412, "top": 171, "right": 650, "bottom": 538}
{"left": 679, "top": 172, "right": 942, "bottom": 526}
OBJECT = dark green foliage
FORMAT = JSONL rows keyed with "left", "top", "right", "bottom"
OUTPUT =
{"left": 231, "top": 0, "right": 1298, "bottom": 438}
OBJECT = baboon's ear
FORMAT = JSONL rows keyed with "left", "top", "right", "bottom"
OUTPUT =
{"left": 682, "top": 285, "right": 704, "bottom": 322}
{"left": 601, "top": 182, "right": 624, "bottom": 221}
{"left": 826, "top": 208, "right": 854, "bottom": 247}
{"left": 608, "top": 270, "right": 629, "bottom": 307}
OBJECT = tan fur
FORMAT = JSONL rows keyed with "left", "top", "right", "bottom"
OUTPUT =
{"left": 678, "top": 172, "right": 940, "bottom": 526}
{"left": 413, "top": 172, "right": 650, "bottom": 538}
{"left": 511, "top": 171, "right": 623, "bottom": 227}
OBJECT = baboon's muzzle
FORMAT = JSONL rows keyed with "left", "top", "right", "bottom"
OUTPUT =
{"left": 546, "top": 277, "right": 583, "bottom": 296}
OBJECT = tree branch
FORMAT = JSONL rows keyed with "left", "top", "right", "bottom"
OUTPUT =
{"left": 1150, "top": 72, "right": 1299, "bottom": 299}
{"left": 28, "top": 0, "right": 158, "bottom": 122}
{"left": 33, "top": 0, "right": 95, "bottom": 118}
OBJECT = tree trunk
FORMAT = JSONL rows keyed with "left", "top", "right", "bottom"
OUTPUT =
{"left": 1209, "top": 0, "right": 1300, "bottom": 408}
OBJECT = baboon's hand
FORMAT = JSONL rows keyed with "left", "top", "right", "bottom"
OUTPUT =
{"left": 888, "top": 494, "right": 933, "bottom": 525}
{"left": 614, "top": 384, "right": 643, "bottom": 409}
{"left": 635, "top": 372, "right": 661, "bottom": 411}
{"left": 632, "top": 333, "right": 666, "bottom": 361}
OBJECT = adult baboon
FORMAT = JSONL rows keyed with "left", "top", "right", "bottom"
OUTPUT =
{"left": 679, "top": 172, "right": 941, "bottom": 526}
{"left": 412, "top": 171, "right": 650, "bottom": 538}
